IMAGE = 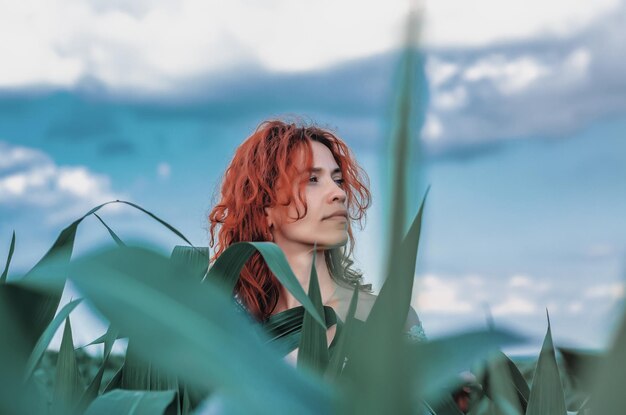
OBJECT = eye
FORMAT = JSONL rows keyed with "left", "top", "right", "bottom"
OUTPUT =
{"left": 309, "top": 176, "right": 318, "bottom": 183}
{"left": 335, "top": 178, "right": 345, "bottom": 186}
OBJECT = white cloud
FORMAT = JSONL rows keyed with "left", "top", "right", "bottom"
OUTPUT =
{"left": 433, "top": 85, "right": 467, "bottom": 110}
{"left": 426, "top": 57, "right": 459, "bottom": 87}
{"left": 584, "top": 243, "right": 619, "bottom": 259}
{"left": 567, "top": 301, "right": 583, "bottom": 314}
{"left": 463, "top": 55, "right": 550, "bottom": 95}
{"left": 422, "top": 113, "right": 443, "bottom": 140}
{"left": 0, "top": 141, "right": 123, "bottom": 224}
{"left": 492, "top": 295, "right": 538, "bottom": 316}
{"left": 585, "top": 282, "right": 625, "bottom": 300}
{"left": 423, "top": 0, "right": 621, "bottom": 47}
{"left": 157, "top": 162, "right": 171, "bottom": 179}
{"left": 508, "top": 274, "right": 551, "bottom": 292}
{"left": 0, "top": 0, "right": 621, "bottom": 93}
{"left": 413, "top": 274, "right": 475, "bottom": 314}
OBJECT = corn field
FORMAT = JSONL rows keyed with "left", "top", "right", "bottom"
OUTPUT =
{"left": 1, "top": 11, "right": 623, "bottom": 415}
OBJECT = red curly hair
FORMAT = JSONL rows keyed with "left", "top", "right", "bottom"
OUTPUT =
{"left": 208, "top": 119, "right": 372, "bottom": 322}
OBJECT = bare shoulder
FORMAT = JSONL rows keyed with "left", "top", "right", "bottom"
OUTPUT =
{"left": 332, "top": 285, "right": 422, "bottom": 331}
{"left": 332, "top": 284, "right": 376, "bottom": 322}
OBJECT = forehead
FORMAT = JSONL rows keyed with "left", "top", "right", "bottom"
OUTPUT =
{"left": 294, "top": 140, "right": 340, "bottom": 171}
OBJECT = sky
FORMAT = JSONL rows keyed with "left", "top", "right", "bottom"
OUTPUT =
{"left": 1, "top": 0, "right": 625, "bottom": 355}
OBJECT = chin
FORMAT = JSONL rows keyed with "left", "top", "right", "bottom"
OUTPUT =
{"left": 318, "top": 236, "right": 348, "bottom": 249}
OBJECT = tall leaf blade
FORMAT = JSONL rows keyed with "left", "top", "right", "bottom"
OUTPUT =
{"left": 297, "top": 246, "right": 329, "bottom": 372}
{"left": 0, "top": 286, "right": 46, "bottom": 414}
{"left": 94, "top": 213, "right": 126, "bottom": 247}
{"left": 325, "top": 282, "right": 360, "bottom": 379}
{"left": 17, "top": 199, "right": 199, "bottom": 351}
{"left": 51, "top": 317, "right": 84, "bottom": 415}
{"left": 84, "top": 390, "right": 176, "bottom": 415}
{"left": 342, "top": 187, "right": 429, "bottom": 414}
{"left": 526, "top": 313, "right": 567, "bottom": 415}
{"left": 1, "top": 230, "right": 15, "bottom": 283}
{"left": 589, "top": 302, "right": 626, "bottom": 414}
{"left": 487, "top": 353, "right": 523, "bottom": 415}
{"left": 76, "top": 325, "right": 120, "bottom": 413}
{"left": 23, "top": 298, "right": 82, "bottom": 382}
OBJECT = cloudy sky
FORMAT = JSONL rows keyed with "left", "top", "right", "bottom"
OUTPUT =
{"left": 1, "top": 0, "right": 625, "bottom": 354}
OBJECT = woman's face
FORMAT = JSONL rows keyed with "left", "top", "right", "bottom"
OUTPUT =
{"left": 265, "top": 140, "right": 349, "bottom": 250}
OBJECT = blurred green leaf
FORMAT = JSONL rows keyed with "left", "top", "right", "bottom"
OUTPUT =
{"left": 0, "top": 286, "right": 46, "bottom": 414}
{"left": 84, "top": 389, "right": 176, "bottom": 415}
{"left": 17, "top": 200, "right": 198, "bottom": 351}
{"left": 526, "top": 313, "right": 567, "bottom": 415}
{"left": 342, "top": 185, "right": 429, "bottom": 414}
{"left": 70, "top": 245, "right": 332, "bottom": 414}
{"left": 104, "top": 366, "right": 123, "bottom": 393}
{"left": 297, "top": 246, "right": 329, "bottom": 372}
{"left": 557, "top": 346, "right": 601, "bottom": 395}
{"left": 430, "top": 394, "right": 465, "bottom": 415}
{"left": 487, "top": 353, "right": 523, "bottom": 415}
{"left": 410, "top": 329, "right": 524, "bottom": 401}
{"left": 481, "top": 351, "right": 529, "bottom": 414}
{"left": 24, "top": 298, "right": 82, "bottom": 382}
{"left": 51, "top": 317, "right": 84, "bottom": 415}
{"left": 170, "top": 246, "right": 210, "bottom": 282}
{"left": 1, "top": 230, "right": 15, "bottom": 284}
{"left": 589, "top": 304, "right": 626, "bottom": 414}
{"left": 205, "top": 241, "right": 326, "bottom": 327}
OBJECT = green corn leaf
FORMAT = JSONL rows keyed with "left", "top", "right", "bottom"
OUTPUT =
{"left": 1, "top": 230, "right": 15, "bottom": 284}
{"left": 487, "top": 353, "right": 523, "bottom": 415}
{"left": 94, "top": 213, "right": 126, "bottom": 247}
{"left": 69, "top": 245, "right": 332, "bottom": 415}
{"left": 297, "top": 245, "right": 329, "bottom": 372}
{"left": 83, "top": 328, "right": 126, "bottom": 348}
{"left": 75, "top": 324, "right": 120, "bottom": 413}
{"left": 557, "top": 346, "right": 601, "bottom": 395}
{"left": 84, "top": 389, "right": 177, "bottom": 415}
{"left": 409, "top": 329, "right": 524, "bottom": 402}
{"left": 341, "top": 186, "right": 429, "bottom": 414}
{"left": 114, "top": 200, "right": 194, "bottom": 247}
{"left": 23, "top": 298, "right": 82, "bottom": 382}
{"left": 104, "top": 366, "right": 124, "bottom": 393}
{"left": 181, "top": 385, "right": 191, "bottom": 415}
{"left": 121, "top": 339, "right": 180, "bottom": 392}
{"left": 526, "top": 312, "right": 567, "bottom": 415}
{"left": 325, "top": 281, "right": 360, "bottom": 380}
{"left": 588, "top": 302, "right": 626, "bottom": 414}
{"left": 261, "top": 306, "right": 338, "bottom": 356}
{"left": 481, "top": 351, "right": 529, "bottom": 413}
{"left": 430, "top": 394, "right": 465, "bottom": 415}
{"left": 0, "top": 286, "right": 47, "bottom": 414}
{"left": 170, "top": 245, "right": 210, "bottom": 282}
{"left": 51, "top": 317, "right": 84, "bottom": 415}
{"left": 205, "top": 241, "right": 326, "bottom": 328}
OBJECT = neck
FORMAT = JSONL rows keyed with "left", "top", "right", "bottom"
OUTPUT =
{"left": 271, "top": 241, "right": 339, "bottom": 314}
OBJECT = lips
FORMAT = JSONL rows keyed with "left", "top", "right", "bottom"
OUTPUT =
{"left": 324, "top": 210, "right": 348, "bottom": 220}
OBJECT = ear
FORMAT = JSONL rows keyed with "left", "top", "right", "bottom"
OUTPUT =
{"left": 264, "top": 207, "right": 273, "bottom": 228}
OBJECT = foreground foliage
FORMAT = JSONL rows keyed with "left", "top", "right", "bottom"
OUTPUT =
{"left": 0, "top": 9, "right": 616, "bottom": 415}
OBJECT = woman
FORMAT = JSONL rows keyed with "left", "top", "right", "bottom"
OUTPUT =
{"left": 208, "top": 118, "right": 426, "bottom": 364}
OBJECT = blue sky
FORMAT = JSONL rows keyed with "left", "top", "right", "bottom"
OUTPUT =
{"left": 1, "top": 0, "right": 625, "bottom": 354}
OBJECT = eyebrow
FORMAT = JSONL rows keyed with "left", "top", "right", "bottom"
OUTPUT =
{"left": 310, "top": 167, "right": 342, "bottom": 174}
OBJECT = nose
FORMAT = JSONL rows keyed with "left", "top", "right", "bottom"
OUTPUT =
{"left": 328, "top": 180, "right": 347, "bottom": 204}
